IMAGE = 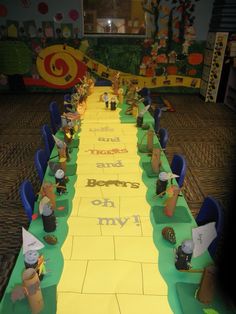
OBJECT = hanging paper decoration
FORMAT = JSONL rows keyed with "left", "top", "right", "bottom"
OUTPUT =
{"left": 38, "top": 2, "right": 48, "bottom": 15}
{"left": 21, "top": 0, "right": 31, "bottom": 8}
{"left": 24, "top": 20, "right": 37, "bottom": 38}
{"left": 0, "top": 4, "right": 7, "bottom": 17}
{"left": 6, "top": 20, "right": 19, "bottom": 38}
{"left": 68, "top": 9, "right": 79, "bottom": 21}
{"left": 61, "top": 23, "right": 73, "bottom": 38}
{"left": 54, "top": 12, "right": 64, "bottom": 23}
{"left": 42, "top": 21, "right": 54, "bottom": 38}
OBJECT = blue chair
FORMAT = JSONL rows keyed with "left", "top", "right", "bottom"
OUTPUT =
{"left": 170, "top": 154, "right": 186, "bottom": 188}
{"left": 64, "top": 94, "right": 71, "bottom": 102}
{"left": 49, "top": 101, "right": 61, "bottom": 134}
{"left": 196, "top": 196, "right": 224, "bottom": 260}
{"left": 138, "top": 87, "right": 150, "bottom": 98}
{"left": 41, "top": 124, "right": 54, "bottom": 159}
{"left": 64, "top": 94, "right": 72, "bottom": 113}
{"left": 158, "top": 128, "right": 168, "bottom": 149}
{"left": 143, "top": 95, "right": 152, "bottom": 107}
{"left": 34, "top": 149, "right": 48, "bottom": 183}
{"left": 154, "top": 108, "right": 162, "bottom": 133}
{"left": 19, "top": 180, "right": 36, "bottom": 221}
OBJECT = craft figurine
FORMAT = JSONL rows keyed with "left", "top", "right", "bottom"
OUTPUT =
{"left": 156, "top": 171, "right": 168, "bottom": 195}
{"left": 162, "top": 226, "right": 176, "bottom": 244}
{"left": 55, "top": 169, "right": 67, "bottom": 195}
{"left": 102, "top": 92, "right": 109, "bottom": 109}
{"left": 147, "top": 129, "right": 154, "bottom": 152}
{"left": 151, "top": 148, "right": 161, "bottom": 174}
{"left": 132, "top": 104, "right": 138, "bottom": 117}
{"left": 24, "top": 250, "right": 45, "bottom": 281}
{"left": 22, "top": 268, "right": 44, "bottom": 314}
{"left": 112, "top": 71, "right": 120, "bottom": 95}
{"left": 11, "top": 268, "right": 44, "bottom": 314}
{"left": 41, "top": 198, "right": 56, "bottom": 232}
{"left": 87, "top": 78, "right": 94, "bottom": 95}
{"left": 110, "top": 96, "right": 117, "bottom": 111}
{"left": 39, "top": 182, "right": 56, "bottom": 210}
{"left": 52, "top": 135, "right": 70, "bottom": 161}
{"left": 62, "top": 125, "right": 73, "bottom": 145}
{"left": 117, "top": 87, "right": 124, "bottom": 104}
{"left": 52, "top": 135, "right": 70, "bottom": 173}
{"left": 164, "top": 185, "right": 180, "bottom": 217}
{"left": 197, "top": 265, "right": 216, "bottom": 304}
{"left": 175, "top": 239, "right": 194, "bottom": 270}
{"left": 136, "top": 104, "right": 150, "bottom": 127}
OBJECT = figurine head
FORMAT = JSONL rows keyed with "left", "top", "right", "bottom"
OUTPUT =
{"left": 24, "top": 250, "right": 39, "bottom": 264}
{"left": 55, "top": 169, "right": 65, "bottom": 179}
{"left": 159, "top": 172, "right": 169, "bottom": 181}
{"left": 181, "top": 239, "right": 194, "bottom": 254}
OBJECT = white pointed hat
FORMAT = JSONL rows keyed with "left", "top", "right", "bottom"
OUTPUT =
{"left": 22, "top": 227, "right": 44, "bottom": 255}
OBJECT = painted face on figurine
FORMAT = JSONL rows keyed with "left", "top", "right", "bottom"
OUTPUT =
{"left": 24, "top": 250, "right": 39, "bottom": 264}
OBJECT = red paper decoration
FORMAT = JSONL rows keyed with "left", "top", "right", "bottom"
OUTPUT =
{"left": 38, "top": 2, "right": 48, "bottom": 15}
{"left": 54, "top": 12, "right": 63, "bottom": 23}
{"left": 68, "top": 9, "right": 79, "bottom": 21}
{"left": 0, "top": 4, "right": 7, "bottom": 17}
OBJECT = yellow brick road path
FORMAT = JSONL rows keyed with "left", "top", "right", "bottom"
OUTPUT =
{"left": 57, "top": 87, "right": 173, "bottom": 314}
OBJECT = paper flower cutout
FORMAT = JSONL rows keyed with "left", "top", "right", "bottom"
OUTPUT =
{"left": 38, "top": 2, "right": 48, "bottom": 15}
{"left": 68, "top": 9, "right": 79, "bottom": 21}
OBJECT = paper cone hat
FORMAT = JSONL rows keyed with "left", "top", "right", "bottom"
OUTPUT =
{"left": 139, "top": 104, "right": 150, "bottom": 117}
{"left": 192, "top": 222, "right": 217, "bottom": 258}
{"left": 52, "top": 135, "right": 64, "bottom": 148}
{"left": 22, "top": 227, "right": 44, "bottom": 255}
{"left": 167, "top": 172, "right": 179, "bottom": 179}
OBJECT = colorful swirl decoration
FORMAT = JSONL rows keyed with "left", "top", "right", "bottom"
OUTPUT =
{"left": 36, "top": 45, "right": 87, "bottom": 89}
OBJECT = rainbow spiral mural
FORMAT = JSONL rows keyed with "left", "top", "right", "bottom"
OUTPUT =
{"left": 37, "top": 44, "right": 201, "bottom": 90}
{"left": 36, "top": 45, "right": 87, "bottom": 89}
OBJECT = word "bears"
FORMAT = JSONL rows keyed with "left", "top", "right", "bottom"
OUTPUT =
{"left": 96, "top": 160, "right": 124, "bottom": 168}
{"left": 85, "top": 148, "right": 128, "bottom": 155}
{"left": 86, "top": 179, "right": 140, "bottom": 189}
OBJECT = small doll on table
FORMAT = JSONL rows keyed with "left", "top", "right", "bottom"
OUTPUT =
{"left": 110, "top": 96, "right": 117, "bottom": 111}
{"left": 102, "top": 92, "right": 109, "bottom": 109}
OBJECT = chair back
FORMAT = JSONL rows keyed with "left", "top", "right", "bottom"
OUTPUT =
{"left": 154, "top": 108, "right": 162, "bottom": 133}
{"left": 143, "top": 95, "right": 152, "bottom": 107}
{"left": 196, "top": 196, "right": 224, "bottom": 260}
{"left": 64, "top": 94, "right": 71, "bottom": 102}
{"left": 34, "top": 149, "right": 48, "bottom": 183}
{"left": 170, "top": 154, "right": 186, "bottom": 188}
{"left": 158, "top": 128, "right": 168, "bottom": 149}
{"left": 19, "top": 180, "right": 35, "bottom": 221}
{"left": 138, "top": 87, "right": 150, "bottom": 97}
{"left": 41, "top": 124, "right": 54, "bottom": 159}
{"left": 49, "top": 101, "right": 61, "bottom": 134}
{"left": 64, "top": 94, "right": 72, "bottom": 113}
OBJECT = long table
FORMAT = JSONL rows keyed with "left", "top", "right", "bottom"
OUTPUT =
{"left": 0, "top": 87, "right": 215, "bottom": 314}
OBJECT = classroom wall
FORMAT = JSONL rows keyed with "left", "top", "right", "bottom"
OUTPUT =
{"left": 0, "top": 0, "right": 215, "bottom": 93}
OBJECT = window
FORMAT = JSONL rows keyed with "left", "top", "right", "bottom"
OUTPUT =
{"left": 83, "top": 0, "right": 146, "bottom": 36}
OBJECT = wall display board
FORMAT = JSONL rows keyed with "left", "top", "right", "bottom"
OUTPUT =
{"left": 200, "top": 32, "right": 228, "bottom": 102}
